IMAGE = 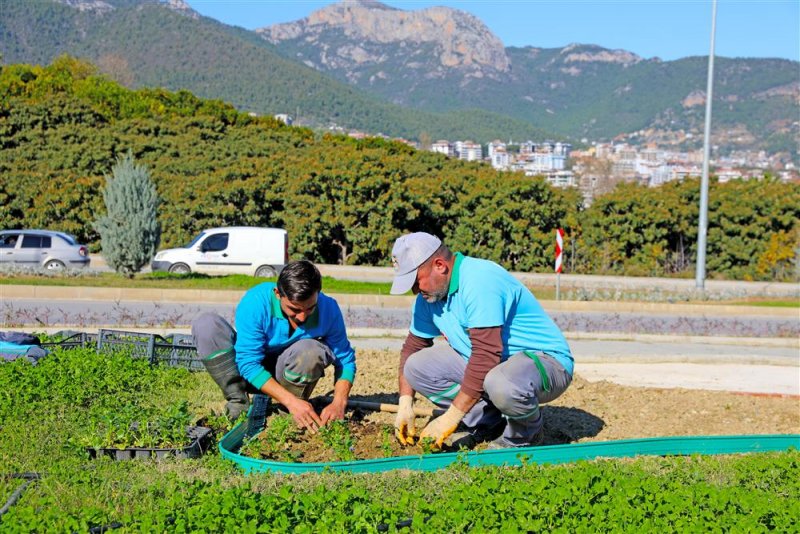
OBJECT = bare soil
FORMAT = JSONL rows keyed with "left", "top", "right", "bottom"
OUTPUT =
{"left": 238, "top": 349, "right": 800, "bottom": 463}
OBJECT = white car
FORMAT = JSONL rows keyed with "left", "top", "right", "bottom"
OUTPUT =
{"left": 151, "top": 227, "right": 288, "bottom": 277}
{"left": 0, "top": 229, "right": 90, "bottom": 270}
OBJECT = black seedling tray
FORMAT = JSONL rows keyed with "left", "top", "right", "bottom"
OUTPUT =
{"left": 96, "top": 329, "right": 203, "bottom": 370}
{"left": 86, "top": 426, "right": 213, "bottom": 461}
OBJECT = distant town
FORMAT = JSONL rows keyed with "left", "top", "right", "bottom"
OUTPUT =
{"left": 273, "top": 113, "right": 799, "bottom": 206}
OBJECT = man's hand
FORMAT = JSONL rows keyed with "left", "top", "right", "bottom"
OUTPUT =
{"left": 285, "top": 396, "right": 323, "bottom": 434}
{"left": 320, "top": 397, "right": 346, "bottom": 425}
{"left": 320, "top": 378, "right": 352, "bottom": 426}
{"left": 419, "top": 404, "right": 465, "bottom": 449}
{"left": 394, "top": 395, "right": 417, "bottom": 446}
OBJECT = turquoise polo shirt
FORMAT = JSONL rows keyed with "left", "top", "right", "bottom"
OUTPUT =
{"left": 410, "top": 253, "right": 574, "bottom": 376}
{"left": 234, "top": 282, "right": 356, "bottom": 390}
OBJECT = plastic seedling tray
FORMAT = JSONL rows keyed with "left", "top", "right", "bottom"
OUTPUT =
{"left": 87, "top": 426, "right": 213, "bottom": 461}
{"left": 96, "top": 329, "right": 204, "bottom": 370}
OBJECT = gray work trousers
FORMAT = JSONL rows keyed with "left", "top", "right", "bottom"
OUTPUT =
{"left": 404, "top": 344, "right": 572, "bottom": 442}
{"left": 192, "top": 312, "right": 334, "bottom": 399}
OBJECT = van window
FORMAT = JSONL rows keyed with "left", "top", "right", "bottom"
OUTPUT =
{"left": 201, "top": 233, "right": 229, "bottom": 252}
{"left": 21, "top": 235, "right": 51, "bottom": 248}
{"left": 186, "top": 231, "right": 207, "bottom": 248}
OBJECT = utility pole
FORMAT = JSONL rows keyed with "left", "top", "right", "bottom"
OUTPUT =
{"left": 695, "top": 0, "right": 718, "bottom": 290}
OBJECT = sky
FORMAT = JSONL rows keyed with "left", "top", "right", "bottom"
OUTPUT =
{"left": 184, "top": 0, "right": 800, "bottom": 62}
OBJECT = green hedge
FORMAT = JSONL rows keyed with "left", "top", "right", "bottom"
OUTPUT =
{"left": 1, "top": 57, "right": 797, "bottom": 280}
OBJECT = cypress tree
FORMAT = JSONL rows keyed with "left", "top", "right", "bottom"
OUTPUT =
{"left": 93, "top": 151, "right": 161, "bottom": 277}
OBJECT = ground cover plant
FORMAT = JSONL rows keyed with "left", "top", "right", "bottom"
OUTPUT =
{"left": 1, "top": 346, "right": 798, "bottom": 531}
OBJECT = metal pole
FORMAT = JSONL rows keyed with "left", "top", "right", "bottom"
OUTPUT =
{"left": 556, "top": 272, "right": 561, "bottom": 301}
{"left": 695, "top": 0, "right": 718, "bottom": 290}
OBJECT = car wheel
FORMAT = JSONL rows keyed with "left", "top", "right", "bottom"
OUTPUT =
{"left": 255, "top": 265, "right": 277, "bottom": 278}
{"left": 44, "top": 259, "right": 66, "bottom": 270}
{"left": 168, "top": 263, "right": 191, "bottom": 274}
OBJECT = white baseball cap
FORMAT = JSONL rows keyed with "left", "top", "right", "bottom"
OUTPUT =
{"left": 390, "top": 232, "right": 442, "bottom": 295}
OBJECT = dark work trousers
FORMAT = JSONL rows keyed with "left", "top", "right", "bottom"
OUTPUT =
{"left": 404, "top": 344, "right": 572, "bottom": 443}
{"left": 192, "top": 312, "right": 334, "bottom": 404}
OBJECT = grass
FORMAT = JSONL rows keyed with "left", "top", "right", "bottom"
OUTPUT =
{"left": 0, "top": 271, "right": 394, "bottom": 295}
{"left": 722, "top": 298, "right": 800, "bottom": 308}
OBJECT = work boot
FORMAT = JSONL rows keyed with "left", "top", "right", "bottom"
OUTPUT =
{"left": 445, "top": 419, "right": 506, "bottom": 450}
{"left": 202, "top": 348, "right": 250, "bottom": 420}
{"left": 486, "top": 414, "right": 546, "bottom": 449}
{"left": 486, "top": 427, "right": 545, "bottom": 449}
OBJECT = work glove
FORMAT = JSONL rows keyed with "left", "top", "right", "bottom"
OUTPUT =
{"left": 394, "top": 395, "right": 417, "bottom": 446}
{"left": 419, "top": 404, "right": 465, "bottom": 449}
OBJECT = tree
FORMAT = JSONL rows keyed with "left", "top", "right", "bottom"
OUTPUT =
{"left": 93, "top": 151, "right": 161, "bottom": 277}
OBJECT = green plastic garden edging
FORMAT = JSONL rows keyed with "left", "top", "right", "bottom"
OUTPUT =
{"left": 218, "top": 424, "right": 800, "bottom": 475}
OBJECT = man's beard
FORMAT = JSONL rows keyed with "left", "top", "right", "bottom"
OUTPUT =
{"left": 421, "top": 288, "right": 447, "bottom": 303}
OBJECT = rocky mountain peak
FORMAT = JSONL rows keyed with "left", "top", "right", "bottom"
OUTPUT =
{"left": 559, "top": 44, "right": 642, "bottom": 65}
{"left": 54, "top": 0, "right": 115, "bottom": 14}
{"left": 54, "top": 0, "right": 198, "bottom": 18}
{"left": 259, "top": 0, "right": 510, "bottom": 75}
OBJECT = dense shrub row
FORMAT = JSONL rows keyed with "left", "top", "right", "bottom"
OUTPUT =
{"left": 1, "top": 57, "right": 797, "bottom": 280}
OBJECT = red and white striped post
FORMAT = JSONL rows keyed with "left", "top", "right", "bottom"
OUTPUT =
{"left": 555, "top": 228, "right": 564, "bottom": 300}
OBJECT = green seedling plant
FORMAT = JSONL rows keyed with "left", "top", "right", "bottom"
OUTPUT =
{"left": 241, "top": 413, "right": 303, "bottom": 462}
{"left": 319, "top": 419, "right": 356, "bottom": 462}
{"left": 201, "top": 411, "right": 241, "bottom": 434}
{"left": 380, "top": 425, "right": 394, "bottom": 458}
{"left": 418, "top": 437, "right": 437, "bottom": 455}
{"left": 80, "top": 401, "right": 194, "bottom": 451}
{"left": 151, "top": 400, "right": 193, "bottom": 448}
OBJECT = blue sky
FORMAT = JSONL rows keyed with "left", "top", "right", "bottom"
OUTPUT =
{"left": 185, "top": 1, "right": 799, "bottom": 62}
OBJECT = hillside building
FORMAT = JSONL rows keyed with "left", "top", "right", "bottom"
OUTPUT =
{"left": 490, "top": 148, "right": 510, "bottom": 170}
{"left": 274, "top": 113, "right": 293, "bottom": 125}
{"left": 431, "top": 140, "right": 454, "bottom": 158}
{"left": 455, "top": 140, "right": 483, "bottom": 161}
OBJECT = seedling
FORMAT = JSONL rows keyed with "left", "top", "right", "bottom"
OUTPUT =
{"left": 418, "top": 437, "right": 437, "bottom": 455}
{"left": 380, "top": 425, "right": 394, "bottom": 458}
{"left": 319, "top": 420, "right": 356, "bottom": 461}
{"left": 240, "top": 413, "right": 303, "bottom": 463}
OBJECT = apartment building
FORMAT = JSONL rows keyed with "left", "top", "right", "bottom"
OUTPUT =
{"left": 431, "top": 140, "right": 454, "bottom": 158}
{"left": 455, "top": 140, "right": 483, "bottom": 162}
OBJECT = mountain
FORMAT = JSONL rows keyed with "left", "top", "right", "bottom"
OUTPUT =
{"left": 2, "top": 0, "right": 797, "bottom": 156}
{"left": 0, "top": 0, "right": 550, "bottom": 142}
{"left": 261, "top": 0, "right": 799, "bottom": 156}
{"left": 259, "top": 0, "right": 511, "bottom": 84}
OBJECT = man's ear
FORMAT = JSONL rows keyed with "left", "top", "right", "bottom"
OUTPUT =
{"left": 432, "top": 257, "right": 449, "bottom": 274}
{"left": 273, "top": 287, "right": 281, "bottom": 299}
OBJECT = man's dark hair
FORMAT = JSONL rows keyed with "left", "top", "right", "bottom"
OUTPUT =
{"left": 430, "top": 243, "right": 453, "bottom": 262}
{"left": 277, "top": 260, "right": 322, "bottom": 301}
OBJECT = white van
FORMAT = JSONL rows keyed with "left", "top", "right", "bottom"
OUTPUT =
{"left": 151, "top": 227, "right": 288, "bottom": 277}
